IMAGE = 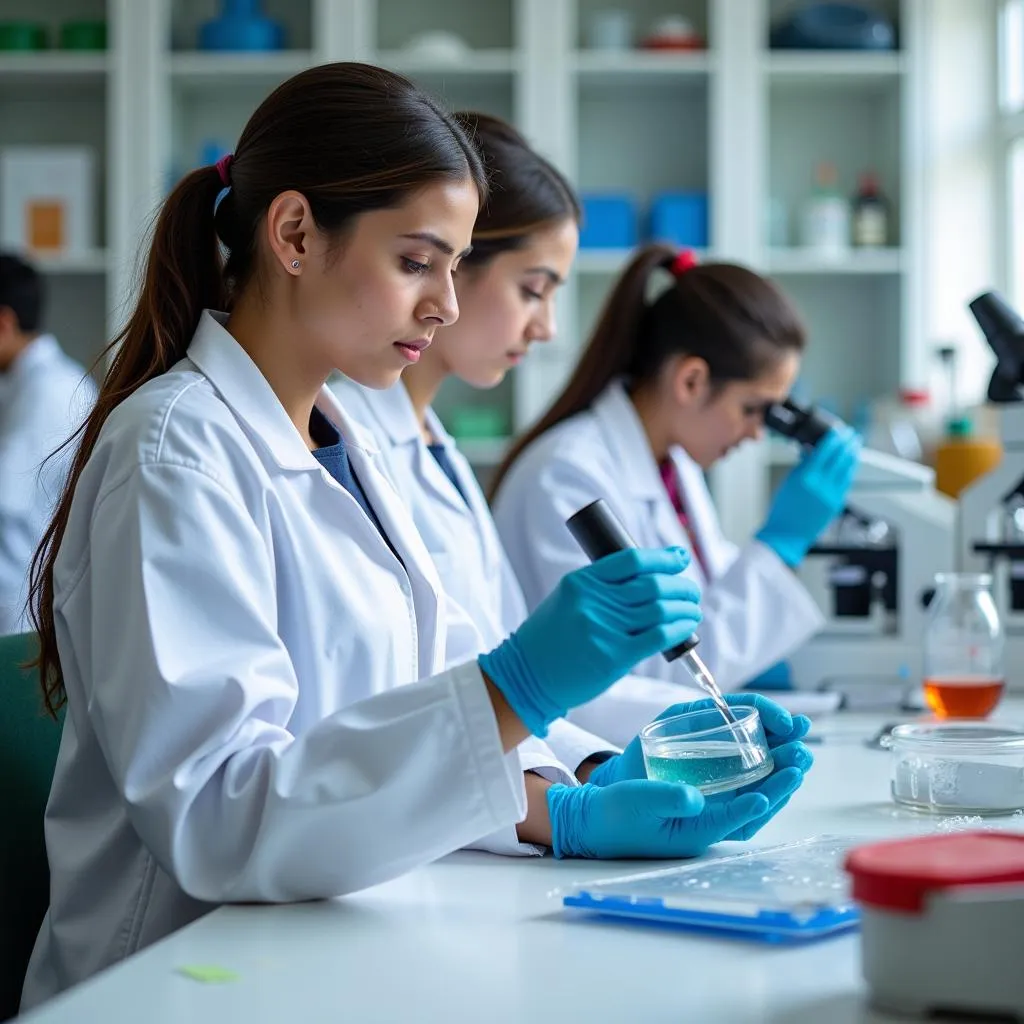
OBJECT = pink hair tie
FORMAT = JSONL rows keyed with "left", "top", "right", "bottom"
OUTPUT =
{"left": 215, "top": 153, "right": 234, "bottom": 187}
{"left": 670, "top": 249, "right": 699, "bottom": 276}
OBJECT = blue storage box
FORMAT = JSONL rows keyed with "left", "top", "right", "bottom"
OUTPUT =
{"left": 649, "top": 192, "right": 709, "bottom": 248}
{"left": 579, "top": 194, "right": 638, "bottom": 249}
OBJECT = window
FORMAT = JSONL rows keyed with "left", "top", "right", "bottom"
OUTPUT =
{"left": 1001, "top": 1, "right": 1024, "bottom": 303}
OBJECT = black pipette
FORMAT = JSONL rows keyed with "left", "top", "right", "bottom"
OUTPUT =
{"left": 566, "top": 499, "right": 738, "bottom": 725}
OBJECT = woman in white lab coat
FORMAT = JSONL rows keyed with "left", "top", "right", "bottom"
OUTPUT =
{"left": 334, "top": 113, "right": 813, "bottom": 822}
{"left": 492, "top": 244, "right": 861, "bottom": 730}
{"left": 20, "top": 68, "right": 717, "bottom": 1009}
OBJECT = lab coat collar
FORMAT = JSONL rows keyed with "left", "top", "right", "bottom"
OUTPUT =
{"left": 186, "top": 311, "right": 378, "bottom": 471}
{"left": 592, "top": 380, "right": 666, "bottom": 502}
{"left": 358, "top": 378, "right": 423, "bottom": 447}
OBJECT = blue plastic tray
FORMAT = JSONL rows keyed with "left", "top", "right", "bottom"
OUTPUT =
{"left": 560, "top": 836, "right": 861, "bottom": 944}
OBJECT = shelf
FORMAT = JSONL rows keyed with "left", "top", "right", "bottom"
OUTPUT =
{"left": 766, "top": 51, "right": 904, "bottom": 90}
{"left": 169, "top": 51, "right": 315, "bottom": 90}
{"left": 577, "top": 247, "right": 710, "bottom": 275}
{"left": 454, "top": 436, "right": 511, "bottom": 466}
{"left": 32, "top": 251, "right": 109, "bottom": 275}
{"left": 375, "top": 49, "right": 518, "bottom": 78}
{"left": 573, "top": 50, "right": 713, "bottom": 86}
{"left": 767, "top": 248, "right": 904, "bottom": 275}
{"left": 0, "top": 53, "right": 108, "bottom": 86}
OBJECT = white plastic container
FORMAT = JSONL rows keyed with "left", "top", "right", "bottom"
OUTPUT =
{"left": 800, "top": 162, "right": 850, "bottom": 258}
{"left": 847, "top": 832, "right": 1024, "bottom": 1019}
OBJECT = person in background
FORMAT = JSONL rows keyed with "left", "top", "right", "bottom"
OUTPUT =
{"left": 0, "top": 254, "right": 96, "bottom": 635}
{"left": 21, "top": 65, "right": 714, "bottom": 1010}
{"left": 491, "top": 245, "right": 861, "bottom": 742}
{"left": 333, "top": 112, "right": 812, "bottom": 849}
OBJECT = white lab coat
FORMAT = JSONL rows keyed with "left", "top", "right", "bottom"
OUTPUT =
{"left": 493, "top": 380, "right": 824, "bottom": 707}
{"left": 0, "top": 334, "right": 96, "bottom": 633}
{"left": 23, "top": 312, "right": 535, "bottom": 1010}
{"left": 330, "top": 375, "right": 617, "bottom": 771}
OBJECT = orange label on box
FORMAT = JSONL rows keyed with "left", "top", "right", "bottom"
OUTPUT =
{"left": 27, "top": 201, "right": 65, "bottom": 251}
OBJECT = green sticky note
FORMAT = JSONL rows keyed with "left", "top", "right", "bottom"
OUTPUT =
{"left": 177, "top": 964, "right": 239, "bottom": 984}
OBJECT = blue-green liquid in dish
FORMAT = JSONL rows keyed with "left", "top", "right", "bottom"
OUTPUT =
{"left": 644, "top": 743, "right": 773, "bottom": 795}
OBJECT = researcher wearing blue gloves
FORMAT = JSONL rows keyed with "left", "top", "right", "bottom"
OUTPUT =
{"left": 492, "top": 244, "right": 861, "bottom": 744}
{"left": 542, "top": 695, "right": 813, "bottom": 857}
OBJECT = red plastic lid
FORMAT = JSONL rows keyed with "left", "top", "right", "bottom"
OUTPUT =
{"left": 845, "top": 832, "right": 1024, "bottom": 913}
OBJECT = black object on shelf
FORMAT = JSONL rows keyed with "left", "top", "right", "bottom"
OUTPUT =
{"left": 770, "top": 2, "right": 897, "bottom": 51}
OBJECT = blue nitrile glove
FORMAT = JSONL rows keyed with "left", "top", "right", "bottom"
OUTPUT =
{"left": 547, "top": 779, "right": 772, "bottom": 859}
{"left": 743, "top": 660, "right": 792, "bottom": 691}
{"left": 587, "top": 694, "right": 812, "bottom": 787}
{"left": 756, "top": 425, "right": 862, "bottom": 566}
{"left": 479, "top": 548, "right": 701, "bottom": 737}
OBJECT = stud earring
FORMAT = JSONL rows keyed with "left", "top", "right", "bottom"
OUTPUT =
{"left": 290, "top": 259, "right": 301, "bottom": 269}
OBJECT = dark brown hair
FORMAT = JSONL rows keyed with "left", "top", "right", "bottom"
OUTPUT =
{"left": 490, "top": 243, "right": 806, "bottom": 496}
{"left": 454, "top": 111, "right": 580, "bottom": 266}
{"left": 29, "top": 62, "right": 486, "bottom": 716}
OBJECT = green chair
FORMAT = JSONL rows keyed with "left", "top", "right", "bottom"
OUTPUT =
{"left": 0, "top": 633, "right": 63, "bottom": 1021}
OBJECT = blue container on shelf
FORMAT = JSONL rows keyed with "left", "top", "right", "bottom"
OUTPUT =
{"left": 770, "top": 3, "right": 896, "bottom": 51}
{"left": 199, "top": 0, "right": 285, "bottom": 51}
{"left": 649, "top": 192, "right": 709, "bottom": 248}
{"left": 579, "top": 194, "right": 638, "bottom": 249}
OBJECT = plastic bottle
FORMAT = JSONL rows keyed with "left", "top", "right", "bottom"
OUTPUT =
{"left": 934, "top": 416, "right": 1003, "bottom": 499}
{"left": 800, "top": 162, "right": 850, "bottom": 257}
{"left": 852, "top": 171, "right": 889, "bottom": 248}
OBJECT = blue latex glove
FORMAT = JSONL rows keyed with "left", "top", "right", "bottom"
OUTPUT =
{"left": 479, "top": 548, "right": 701, "bottom": 736}
{"left": 756, "top": 426, "right": 861, "bottom": 566}
{"left": 587, "top": 694, "right": 812, "bottom": 787}
{"left": 547, "top": 779, "right": 772, "bottom": 859}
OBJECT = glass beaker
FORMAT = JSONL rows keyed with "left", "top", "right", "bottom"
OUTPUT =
{"left": 923, "top": 573, "right": 1003, "bottom": 719}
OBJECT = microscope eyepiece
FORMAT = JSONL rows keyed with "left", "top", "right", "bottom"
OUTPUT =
{"left": 764, "top": 397, "right": 836, "bottom": 449}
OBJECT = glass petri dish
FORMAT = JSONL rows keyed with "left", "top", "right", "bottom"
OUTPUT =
{"left": 887, "top": 721, "right": 1024, "bottom": 815}
{"left": 640, "top": 705, "right": 774, "bottom": 796}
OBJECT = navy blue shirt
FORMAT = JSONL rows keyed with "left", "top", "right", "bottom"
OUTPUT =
{"left": 427, "top": 442, "right": 469, "bottom": 506}
{"left": 310, "top": 408, "right": 394, "bottom": 552}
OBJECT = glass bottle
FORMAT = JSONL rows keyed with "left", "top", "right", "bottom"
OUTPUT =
{"left": 923, "top": 573, "right": 1004, "bottom": 718}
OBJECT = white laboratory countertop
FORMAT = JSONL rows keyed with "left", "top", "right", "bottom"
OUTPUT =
{"left": 23, "top": 706, "right": 1024, "bottom": 1024}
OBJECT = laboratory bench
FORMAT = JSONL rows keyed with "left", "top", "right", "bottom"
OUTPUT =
{"left": 21, "top": 703, "right": 1024, "bottom": 1024}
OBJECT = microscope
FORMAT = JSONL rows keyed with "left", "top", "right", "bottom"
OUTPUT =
{"left": 958, "top": 292, "right": 1024, "bottom": 675}
{"left": 767, "top": 399, "right": 956, "bottom": 697}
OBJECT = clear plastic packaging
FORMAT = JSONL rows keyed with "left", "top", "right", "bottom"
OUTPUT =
{"left": 559, "top": 836, "right": 859, "bottom": 943}
{"left": 886, "top": 721, "right": 1024, "bottom": 815}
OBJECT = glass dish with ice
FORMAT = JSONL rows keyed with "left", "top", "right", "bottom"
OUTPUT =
{"left": 639, "top": 705, "right": 774, "bottom": 795}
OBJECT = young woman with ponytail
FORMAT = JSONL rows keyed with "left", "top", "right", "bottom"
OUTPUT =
{"left": 333, "top": 114, "right": 814, "bottom": 871}
{"left": 20, "top": 68, "right": 712, "bottom": 1008}
{"left": 492, "top": 245, "right": 861, "bottom": 742}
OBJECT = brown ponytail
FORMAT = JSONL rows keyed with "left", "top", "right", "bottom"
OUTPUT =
{"left": 29, "top": 62, "right": 487, "bottom": 716}
{"left": 490, "top": 243, "right": 806, "bottom": 499}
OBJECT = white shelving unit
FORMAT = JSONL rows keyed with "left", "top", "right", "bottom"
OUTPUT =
{"left": 6, "top": 0, "right": 927, "bottom": 528}
{"left": 0, "top": 0, "right": 114, "bottom": 371}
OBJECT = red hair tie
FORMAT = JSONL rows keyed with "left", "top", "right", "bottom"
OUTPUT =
{"left": 215, "top": 153, "right": 234, "bottom": 187}
{"left": 670, "top": 249, "right": 698, "bottom": 276}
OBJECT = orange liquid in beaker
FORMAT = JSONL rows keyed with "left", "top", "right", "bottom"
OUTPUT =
{"left": 923, "top": 676, "right": 1005, "bottom": 719}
